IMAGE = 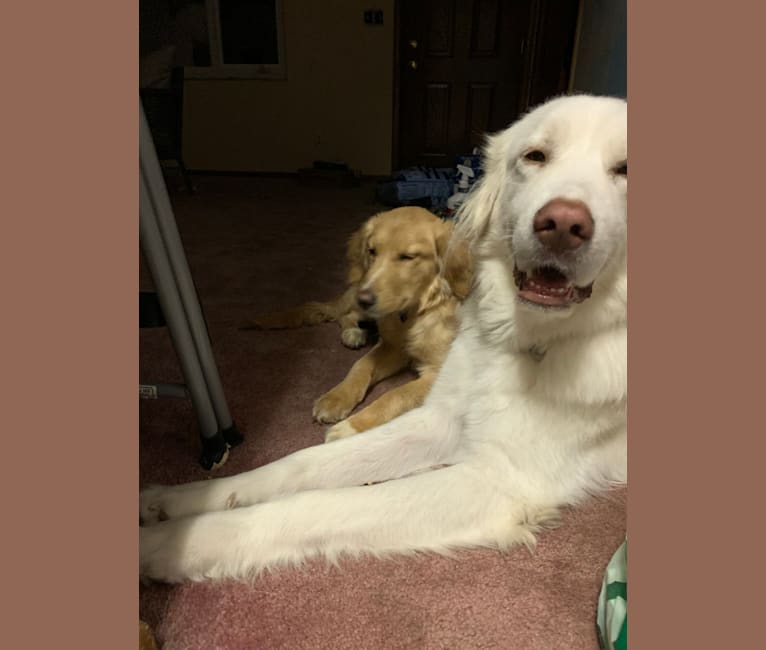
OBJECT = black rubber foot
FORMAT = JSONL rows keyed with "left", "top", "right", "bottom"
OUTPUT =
{"left": 198, "top": 424, "right": 244, "bottom": 470}
{"left": 199, "top": 431, "right": 229, "bottom": 470}
{"left": 222, "top": 423, "right": 244, "bottom": 448}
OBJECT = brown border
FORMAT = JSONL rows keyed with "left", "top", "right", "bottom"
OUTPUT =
{"left": 629, "top": 1, "right": 765, "bottom": 648}
{"left": 4, "top": 2, "right": 137, "bottom": 648}
{"left": 7, "top": 1, "right": 762, "bottom": 648}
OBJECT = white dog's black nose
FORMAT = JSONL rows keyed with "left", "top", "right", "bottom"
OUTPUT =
{"left": 533, "top": 199, "right": 594, "bottom": 253}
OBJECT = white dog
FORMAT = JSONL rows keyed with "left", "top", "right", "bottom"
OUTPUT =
{"left": 139, "top": 95, "right": 627, "bottom": 583}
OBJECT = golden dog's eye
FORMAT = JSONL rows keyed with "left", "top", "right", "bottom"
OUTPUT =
{"left": 368, "top": 247, "right": 377, "bottom": 256}
{"left": 399, "top": 253, "right": 416, "bottom": 261}
{"left": 614, "top": 162, "right": 627, "bottom": 177}
{"left": 523, "top": 149, "right": 547, "bottom": 164}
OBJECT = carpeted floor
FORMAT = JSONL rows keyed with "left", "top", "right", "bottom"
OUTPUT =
{"left": 139, "top": 174, "right": 627, "bottom": 650}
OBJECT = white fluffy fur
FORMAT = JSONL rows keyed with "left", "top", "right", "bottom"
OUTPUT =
{"left": 139, "top": 95, "right": 628, "bottom": 583}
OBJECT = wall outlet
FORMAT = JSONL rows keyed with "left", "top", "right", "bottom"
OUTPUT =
{"left": 364, "top": 9, "right": 383, "bottom": 26}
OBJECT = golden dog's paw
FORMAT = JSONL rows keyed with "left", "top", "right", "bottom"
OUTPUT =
{"left": 324, "top": 419, "right": 359, "bottom": 443}
{"left": 313, "top": 390, "right": 355, "bottom": 424}
{"left": 341, "top": 327, "right": 367, "bottom": 349}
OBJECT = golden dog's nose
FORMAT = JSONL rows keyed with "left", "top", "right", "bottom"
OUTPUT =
{"left": 357, "top": 289, "right": 376, "bottom": 309}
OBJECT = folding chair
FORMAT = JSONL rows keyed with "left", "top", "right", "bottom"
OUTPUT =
{"left": 139, "top": 100, "right": 244, "bottom": 469}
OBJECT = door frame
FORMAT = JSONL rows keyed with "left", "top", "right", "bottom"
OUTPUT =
{"left": 391, "top": 0, "right": 403, "bottom": 174}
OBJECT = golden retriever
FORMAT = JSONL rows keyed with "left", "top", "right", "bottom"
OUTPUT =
{"left": 246, "top": 207, "right": 473, "bottom": 442}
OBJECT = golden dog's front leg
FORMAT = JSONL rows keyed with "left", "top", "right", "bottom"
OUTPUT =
{"left": 325, "top": 371, "right": 437, "bottom": 442}
{"left": 312, "top": 342, "right": 408, "bottom": 424}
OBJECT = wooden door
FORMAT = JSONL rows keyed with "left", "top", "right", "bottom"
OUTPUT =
{"left": 395, "top": 0, "right": 580, "bottom": 168}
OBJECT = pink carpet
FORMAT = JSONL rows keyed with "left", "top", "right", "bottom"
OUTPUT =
{"left": 139, "top": 175, "right": 626, "bottom": 649}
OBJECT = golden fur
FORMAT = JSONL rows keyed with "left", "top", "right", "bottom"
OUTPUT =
{"left": 246, "top": 207, "right": 473, "bottom": 441}
{"left": 242, "top": 284, "right": 366, "bottom": 349}
{"left": 139, "top": 621, "right": 158, "bottom": 650}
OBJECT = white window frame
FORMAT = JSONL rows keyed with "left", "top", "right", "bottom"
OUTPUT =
{"left": 185, "top": 0, "right": 287, "bottom": 80}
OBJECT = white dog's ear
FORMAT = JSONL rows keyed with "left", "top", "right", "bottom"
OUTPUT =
{"left": 437, "top": 220, "right": 474, "bottom": 300}
{"left": 345, "top": 216, "right": 375, "bottom": 284}
{"left": 453, "top": 128, "right": 514, "bottom": 248}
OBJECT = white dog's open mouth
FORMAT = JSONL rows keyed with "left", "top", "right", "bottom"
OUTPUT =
{"left": 513, "top": 265, "right": 593, "bottom": 307}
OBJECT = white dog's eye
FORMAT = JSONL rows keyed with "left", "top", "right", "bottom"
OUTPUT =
{"left": 368, "top": 247, "right": 377, "bottom": 256}
{"left": 523, "top": 149, "right": 547, "bottom": 164}
{"left": 613, "top": 162, "right": 627, "bottom": 177}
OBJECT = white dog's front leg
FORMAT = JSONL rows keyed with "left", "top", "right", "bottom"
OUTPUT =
{"left": 140, "top": 406, "right": 458, "bottom": 524}
{"left": 140, "top": 463, "right": 534, "bottom": 583}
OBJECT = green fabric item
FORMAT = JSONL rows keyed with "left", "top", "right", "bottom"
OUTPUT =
{"left": 597, "top": 538, "right": 627, "bottom": 650}
{"left": 606, "top": 581, "right": 627, "bottom": 601}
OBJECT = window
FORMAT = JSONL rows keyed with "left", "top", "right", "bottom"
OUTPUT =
{"left": 172, "top": 0, "right": 286, "bottom": 80}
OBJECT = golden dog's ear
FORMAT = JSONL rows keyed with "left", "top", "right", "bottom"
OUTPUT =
{"left": 436, "top": 220, "right": 474, "bottom": 300}
{"left": 345, "top": 217, "right": 375, "bottom": 284}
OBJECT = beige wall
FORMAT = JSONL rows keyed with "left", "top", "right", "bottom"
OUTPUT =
{"left": 182, "top": 0, "right": 395, "bottom": 175}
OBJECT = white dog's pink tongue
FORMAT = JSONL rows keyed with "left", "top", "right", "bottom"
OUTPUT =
{"left": 519, "top": 269, "right": 573, "bottom": 306}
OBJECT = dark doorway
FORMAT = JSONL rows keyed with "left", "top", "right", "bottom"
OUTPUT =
{"left": 395, "top": 0, "right": 580, "bottom": 168}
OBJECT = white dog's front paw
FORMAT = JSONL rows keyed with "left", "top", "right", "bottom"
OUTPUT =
{"left": 324, "top": 419, "right": 359, "bottom": 443}
{"left": 139, "top": 517, "right": 221, "bottom": 584}
{"left": 341, "top": 327, "right": 367, "bottom": 349}
{"left": 140, "top": 511, "right": 255, "bottom": 583}
{"left": 139, "top": 485, "right": 174, "bottom": 526}
{"left": 139, "top": 482, "right": 210, "bottom": 525}
{"left": 140, "top": 521, "right": 192, "bottom": 583}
